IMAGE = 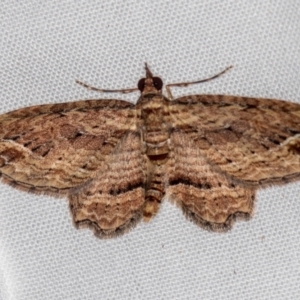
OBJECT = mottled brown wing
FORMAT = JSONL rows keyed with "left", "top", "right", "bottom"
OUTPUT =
{"left": 0, "top": 99, "right": 137, "bottom": 196}
{"left": 166, "top": 131, "right": 256, "bottom": 231}
{"left": 69, "top": 131, "right": 146, "bottom": 238}
{"left": 169, "top": 94, "right": 300, "bottom": 186}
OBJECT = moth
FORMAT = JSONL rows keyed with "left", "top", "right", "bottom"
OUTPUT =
{"left": 0, "top": 64, "right": 300, "bottom": 238}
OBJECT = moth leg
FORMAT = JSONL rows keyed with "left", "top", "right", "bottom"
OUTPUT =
{"left": 75, "top": 80, "right": 139, "bottom": 94}
{"left": 165, "top": 65, "right": 233, "bottom": 100}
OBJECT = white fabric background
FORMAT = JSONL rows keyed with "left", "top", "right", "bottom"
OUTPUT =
{"left": 0, "top": 1, "right": 300, "bottom": 299}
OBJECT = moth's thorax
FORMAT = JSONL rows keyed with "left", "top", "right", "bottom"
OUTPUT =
{"left": 136, "top": 93, "right": 171, "bottom": 158}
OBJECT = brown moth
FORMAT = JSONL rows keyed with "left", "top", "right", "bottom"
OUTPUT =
{"left": 1, "top": 64, "right": 300, "bottom": 238}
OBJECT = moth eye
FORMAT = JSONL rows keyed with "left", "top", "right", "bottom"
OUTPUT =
{"left": 138, "top": 78, "right": 146, "bottom": 91}
{"left": 153, "top": 77, "right": 163, "bottom": 90}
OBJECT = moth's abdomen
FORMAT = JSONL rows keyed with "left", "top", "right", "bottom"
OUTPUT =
{"left": 143, "top": 163, "right": 166, "bottom": 221}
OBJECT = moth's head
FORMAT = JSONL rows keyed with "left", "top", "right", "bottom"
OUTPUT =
{"left": 137, "top": 63, "right": 163, "bottom": 95}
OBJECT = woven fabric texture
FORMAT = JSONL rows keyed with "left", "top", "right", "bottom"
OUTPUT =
{"left": 0, "top": 1, "right": 300, "bottom": 299}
